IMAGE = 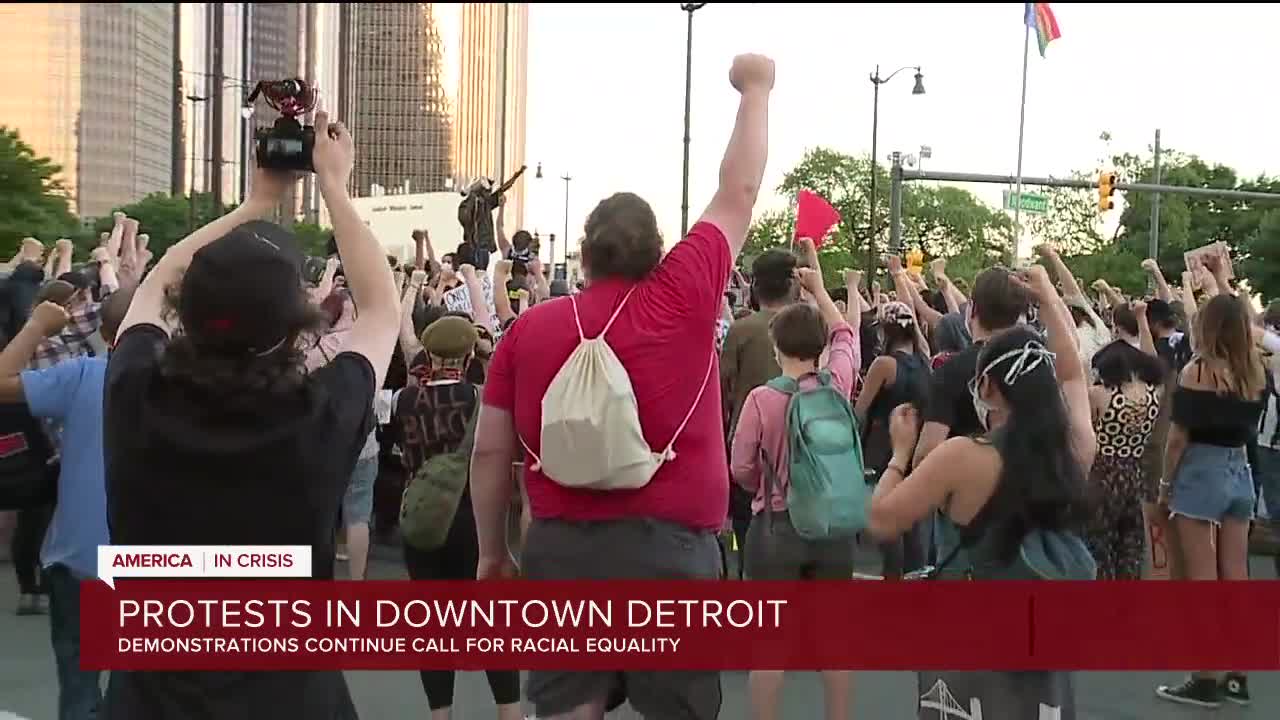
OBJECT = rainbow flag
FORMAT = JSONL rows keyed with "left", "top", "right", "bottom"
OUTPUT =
{"left": 1025, "top": 2, "right": 1061, "bottom": 57}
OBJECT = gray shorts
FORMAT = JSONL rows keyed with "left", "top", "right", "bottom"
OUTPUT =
{"left": 341, "top": 457, "right": 377, "bottom": 527}
{"left": 744, "top": 511, "right": 856, "bottom": 580}
{"left": 522, "top": 517, "right": 722, "bottom": 719}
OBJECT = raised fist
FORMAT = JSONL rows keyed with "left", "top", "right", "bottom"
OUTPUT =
{"left": 1141, "top": 258, "right": 1160, "bottom": 274}
{"left": 29, "top": 301, "right": 70, "bottom": 338}
{"left": 54, "top": 238, "right": 74, "bottom": 255}
{"left": 793, "top": 266, "right": 823, "bottom": 295}
{"left": 312, "top": 110, "right": 354, "bottom": 188}
{"left": 20, "top": 237, "right": 44, "bottom": 261}
{"left": 90, "top": 247, "right": 112, "bottom": 264}
{"left": 729, "top": 54, "right": 775, "bottom": 95}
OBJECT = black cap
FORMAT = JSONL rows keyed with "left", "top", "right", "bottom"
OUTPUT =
{"left": 179, "top": 221, "right": 306, "bottom": 354}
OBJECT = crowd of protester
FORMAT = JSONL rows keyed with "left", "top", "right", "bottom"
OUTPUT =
{"left": 2, "top": 50, "right": 1279, "bottom": 720}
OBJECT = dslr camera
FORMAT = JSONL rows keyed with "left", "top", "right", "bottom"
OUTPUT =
{"left": 246, "top": 78, "right": 318, "bottom": 172}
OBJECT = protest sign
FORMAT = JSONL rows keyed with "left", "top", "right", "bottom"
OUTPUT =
{"left": 441, "top": 274, "right": 500, "bottom": 329}
{"left": 1183, "top": 241, "right": 1234, "bottom": 279}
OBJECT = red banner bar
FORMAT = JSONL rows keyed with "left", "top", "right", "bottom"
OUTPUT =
{"left": 79, "top": 580, "right": 1280, "bottom": 671}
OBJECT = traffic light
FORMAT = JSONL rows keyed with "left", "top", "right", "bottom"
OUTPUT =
{"left": 906, "top": 248, "right": 924, "bottom": 277}
{"left": 1098, "top": 172, "right": 1117, "bottom": 212}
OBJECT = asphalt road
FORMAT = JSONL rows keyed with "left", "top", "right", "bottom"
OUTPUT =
{"left": 1, "top": 551, "right": 1276, "bottom": 719}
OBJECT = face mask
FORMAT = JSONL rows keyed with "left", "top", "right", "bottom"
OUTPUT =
{"left": 969, "top": 375, "right": 993, "bottom": 430}
{"left": 968, "top": 342, "right": 1056, "bottom": 430}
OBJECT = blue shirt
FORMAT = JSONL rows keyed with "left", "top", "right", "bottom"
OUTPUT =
{"left": 22, "top": 356, "right": 108, "bottom": 579}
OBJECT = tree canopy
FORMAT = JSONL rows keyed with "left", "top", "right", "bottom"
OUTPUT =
{"left": 744, "top": 148, "right": 1013, "bottom": 287}
{"left": 0, "top": 127, "right": 78, "bottom": 258}
{"left": 1031, "top": 144, "right": 1280, "bottom": 298}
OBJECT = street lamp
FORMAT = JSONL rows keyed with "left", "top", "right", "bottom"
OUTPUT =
{"left": 240, "top": 102, "right": 255, "bottom": 203}
{"left": 187, "top": 94, "right": 208, "bottom": 234}
{"left": 680, "top": 3, "right": 707, "bottom": 238}
{"left": 868, "top": 65, "right": 924, "bottom": 270}
{"left": 535, "top": 162, "right": 571, "bottom": 280}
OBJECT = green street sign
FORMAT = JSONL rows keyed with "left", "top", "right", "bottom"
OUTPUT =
{"left": 1002, "top": 190, "right": 1048, "bottom": 214}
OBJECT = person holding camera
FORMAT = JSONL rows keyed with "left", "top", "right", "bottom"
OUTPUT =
{"left": 101, "top": 110, "right": 399, "bottom": 720}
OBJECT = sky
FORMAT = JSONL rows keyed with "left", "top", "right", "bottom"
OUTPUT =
{"left": 521, "top": 3, "right": 1280, "bottom": 256}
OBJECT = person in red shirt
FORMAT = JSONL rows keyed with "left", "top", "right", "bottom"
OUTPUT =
{"left": 470, "top": 53, "right": 775, "bottom": 720}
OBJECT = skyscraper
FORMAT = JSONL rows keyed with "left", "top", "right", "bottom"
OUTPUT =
{"left": 345, "top": 3, "right": 455, "bottom": 198}
{"left": 456, "top": 3, "right": 529, "bottom": 230}
{"left": 246, "top": 3, "right": 304, "bottom": 217}
{"left": 0, "top": 3, "right": 175, "bottom": 219}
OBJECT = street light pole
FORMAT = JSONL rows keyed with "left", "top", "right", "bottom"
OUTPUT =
{"left": 869, "top": 68, "right": 880, "bottom": 273}
{"left": 680, "top": 3, "right": 706, "bottom": 239}
{"left": 187, "top": 94, "right": 207, "bottom": 234}
{"left": 561, "top": 173, "right": 571, "bottom": 279}
{"left": 867, "top": 64, "right": 924, "bottom": 273}
{"left": 240, "top": 104, "right": 254, "bottom": 204}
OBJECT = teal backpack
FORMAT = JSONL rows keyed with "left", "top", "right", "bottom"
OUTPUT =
{"left": 765, "top": 370, "right": 867, "bottom": 540}
{"left": 920, "top": 513, "right": 1098, "bottom": 581}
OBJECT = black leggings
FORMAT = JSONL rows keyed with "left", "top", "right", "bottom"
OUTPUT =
{"left": 11, "top": 503, "right": 52, "bottom": 594}
{"left": 402, "top": 493, "right": 520, "bottom": 710}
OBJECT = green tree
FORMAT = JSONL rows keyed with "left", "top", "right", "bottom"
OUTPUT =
{"left": 745, "top": 147, "right": 1013, "bottom": 287}
{"left": 289, "top": 222, "right": 333, "bottom": 258}
{"left": 1239, "top": 209, "right": 1280, "bottom": 301}
{"left": 85, "top": 192, "right": 231, "bottom": 260}
{"left": 0, "top": 127, "right": 78, "bottom": 258}
{"left": 1025, "top": 170, "right": 1106, "bottom": 256}
{"left": 1025, "top": 141, "right": 1280, "bottom": 299}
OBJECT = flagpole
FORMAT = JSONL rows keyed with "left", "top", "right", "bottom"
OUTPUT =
{"left": 1013, "top": 11, "right": 1031, "bottom": 256}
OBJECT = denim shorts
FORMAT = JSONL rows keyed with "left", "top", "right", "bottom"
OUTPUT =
{"left": 1169, "top": 443, "right": 1254, "bottom": 523}
{"left": 342, "top": 457, "right": 378, "bottom": 527}
{"left": 1255, "top": 446, "right": 1280, "bottom": 519}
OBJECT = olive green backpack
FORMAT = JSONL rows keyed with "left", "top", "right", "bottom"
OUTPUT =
{"left": 399, "top": 387, "right": 481, "bottom": 551}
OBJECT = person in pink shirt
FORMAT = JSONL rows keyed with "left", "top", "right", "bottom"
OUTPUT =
{"left": 729, "top": 253, "right": 860, "bottom": 720}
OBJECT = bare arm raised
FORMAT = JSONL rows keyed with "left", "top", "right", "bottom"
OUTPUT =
{"left": 315, "top": 111, "right": 401, "bottom": 389}
{"left": 697, "top": 54, "right": 774, "bottom": 261}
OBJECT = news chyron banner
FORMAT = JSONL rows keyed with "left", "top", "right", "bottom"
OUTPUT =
{"left": 98, "top": 546, "right": 310, "bottom": 588}
{"left": 81, "top": 547, "right": 1280, "bottom": 671}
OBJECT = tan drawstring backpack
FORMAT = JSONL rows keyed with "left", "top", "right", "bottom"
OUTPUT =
{"left": 519, "top": 286, "right": 715, "bottom": 490}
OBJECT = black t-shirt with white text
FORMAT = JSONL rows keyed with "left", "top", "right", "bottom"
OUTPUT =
{"left": 102, "top": 324, "right": 373, "bottom": 720}
{"left": 922, "top": 341, "right": 986, "bottom": 440}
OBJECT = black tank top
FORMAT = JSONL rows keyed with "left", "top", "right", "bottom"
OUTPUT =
{"left": 863, "top": 350, "right": 931, "bottom": 471}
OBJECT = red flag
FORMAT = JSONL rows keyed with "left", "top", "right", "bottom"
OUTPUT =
{"left": 794, "top": 190, "right": 840, "bottom": 248}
